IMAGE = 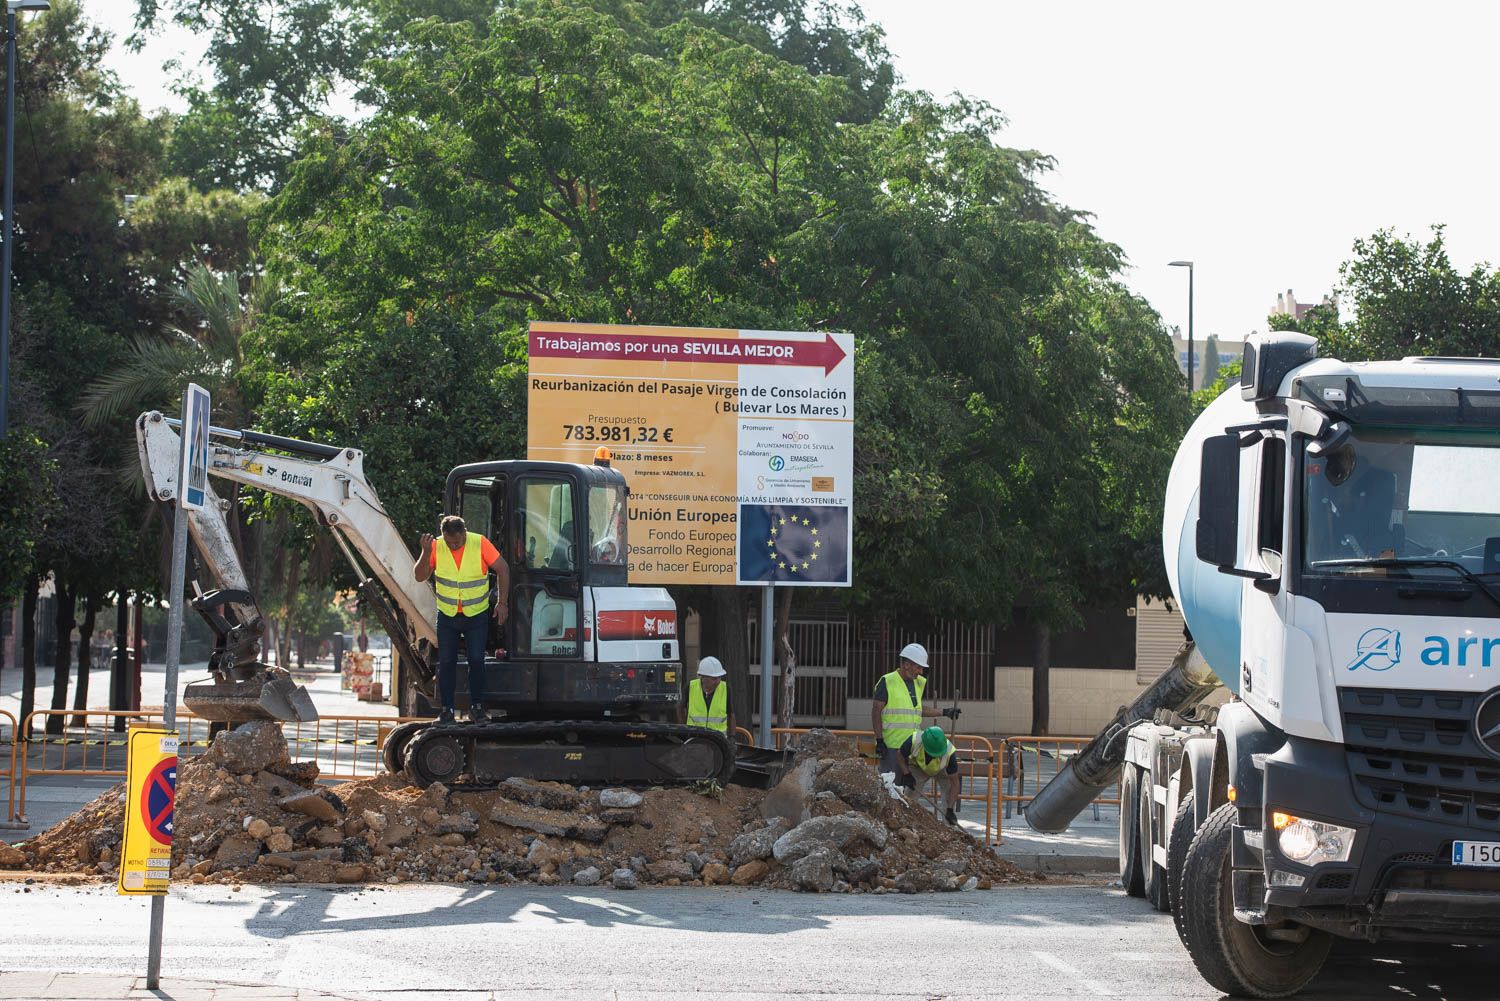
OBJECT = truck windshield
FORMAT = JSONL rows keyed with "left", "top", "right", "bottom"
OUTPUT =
{"left": 1303, "top": 430, "right": 1500, "bottom": 577}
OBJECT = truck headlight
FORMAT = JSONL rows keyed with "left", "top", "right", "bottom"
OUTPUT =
{"left": 1272, "top": 811, "right": 1356, "bottom": 863}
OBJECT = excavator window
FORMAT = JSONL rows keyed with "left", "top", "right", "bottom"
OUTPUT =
{"left": 458, "top": 476, "right": 497, "bottom": 539}
{"left": 588, "top": 484, "right": 627, "bottom": 566}
{"left": 515, "top": 475, "right": 581, "bottom": 659}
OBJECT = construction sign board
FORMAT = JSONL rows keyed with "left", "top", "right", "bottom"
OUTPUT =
{"left": 117, "top": 727, "right": 178, "bottom": 896}
{"left": 527, "top": 322, "right": 854, "bottom": 587}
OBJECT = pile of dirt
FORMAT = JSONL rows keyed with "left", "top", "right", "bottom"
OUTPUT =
{"left": 2, "top": 724, "right": 1031, "bottom": 893}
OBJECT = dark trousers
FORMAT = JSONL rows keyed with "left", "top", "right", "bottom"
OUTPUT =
{"left": 437, "top": 611, "right": 488, "bottom": 711}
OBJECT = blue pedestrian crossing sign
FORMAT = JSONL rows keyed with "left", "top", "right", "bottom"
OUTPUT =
{"left": 180, "top": 383, "right": 211, "bottom": 510}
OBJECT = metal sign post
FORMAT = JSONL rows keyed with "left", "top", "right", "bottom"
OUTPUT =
{"left": 758, "top": 584, "right": 775, "bottom": 748}
{"left": 146, "top": 383, "right": 209, "bottom": 990}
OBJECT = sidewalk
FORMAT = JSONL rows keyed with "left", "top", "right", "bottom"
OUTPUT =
{"left": 0, "top": 972, "right": 369, "bottom": 1001}
{"left": 992, "top": 800, "right": 1121, "bottom": 875}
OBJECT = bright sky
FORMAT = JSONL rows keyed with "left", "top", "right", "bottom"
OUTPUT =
{"left": 90, "top": 1, "right": 1500, "bottom": 344}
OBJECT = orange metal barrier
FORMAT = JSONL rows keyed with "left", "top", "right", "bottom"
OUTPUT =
{"left": 768, "top": 726, "right": 999, "bottom": 845}
{"left": 733, "top": 726, "right": 755, "bottom": 745}
{"left": 996, "top": 735, "right": 1120, "bottom": 846}
{"left": 15, "top": 709, "right": 417, "bottom": 822}
{"left": 1, "top": 710, "right": 17, "bottom": 822}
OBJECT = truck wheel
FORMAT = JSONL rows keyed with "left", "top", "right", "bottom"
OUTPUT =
{"left": 1167, "top": 796, "right": 1195, "bottom": 949}
{"left": 1182, "top": 803, "right": 1331, "bottom": 998}
{"left": 1119, "top": 765, "right": 1145, "bottom": 897}
{"left": 1139, "top": 773, "right": 1169, "bottom": 911}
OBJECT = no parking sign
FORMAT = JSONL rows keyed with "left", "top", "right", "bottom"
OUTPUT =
{"left": 118, "top": 727, "right": 178, "bottom": 896}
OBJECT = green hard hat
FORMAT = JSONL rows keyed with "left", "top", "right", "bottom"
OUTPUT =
{"left": 922, "top": 726, "right": 947, "bottom": 756}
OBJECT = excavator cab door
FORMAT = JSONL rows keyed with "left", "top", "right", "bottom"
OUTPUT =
{"left": 453, "top": 473, "right": 507, "bottom": 653}
{"left": 511, "top": 473, "right": 584, "bottom": 661}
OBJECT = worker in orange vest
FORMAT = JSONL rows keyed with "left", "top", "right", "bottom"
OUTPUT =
{"left": 414, "top": 515, "right": 508, "bottom": 724}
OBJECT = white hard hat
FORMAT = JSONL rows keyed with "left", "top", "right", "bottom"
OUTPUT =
{"left": 899, "top": 643, "right": 929, "bottom": 669}
{"left": 697, "top": 656, "right": 726, "bottom": 678}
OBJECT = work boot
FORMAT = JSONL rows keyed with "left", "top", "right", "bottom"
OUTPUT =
{"left": 467, "top": 705, "right": 489, "bottom": 724}
{"left": 944, "top": 807, "right": 958, "bottom": 827}
{"left": 437, "top": 709, "right": 456, "bottom": 726}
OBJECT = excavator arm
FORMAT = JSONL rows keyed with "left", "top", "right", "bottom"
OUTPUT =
{"left": 137, "top": 410, "right": 439, "bottom": 722}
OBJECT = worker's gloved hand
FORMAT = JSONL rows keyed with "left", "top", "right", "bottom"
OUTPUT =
{"left": 874, "top": 739, "right": 886, "bottom": 753}
{"left": 942, "top": 707, "right": 962, "bottom": 720}
{"left": 897, "top": 772, "right": 917, "bottom": 790}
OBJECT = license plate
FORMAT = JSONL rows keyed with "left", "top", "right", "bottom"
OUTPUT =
{"left": 1452, "top": 841, "right": 1500, "bottom": 866}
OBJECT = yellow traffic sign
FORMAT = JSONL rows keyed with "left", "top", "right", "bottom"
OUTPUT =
{"left": 118, "top": 727, "right": 178, "bottom": 896}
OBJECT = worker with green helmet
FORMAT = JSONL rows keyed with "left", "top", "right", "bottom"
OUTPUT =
{"left": 898, "top": 725, "right": 963, "bottom": 826}
{"left": 870, "top": 642, "right": 959, "bottom": 777}
{"left": 680, "top": 655, "right": 735, "bottom": 735}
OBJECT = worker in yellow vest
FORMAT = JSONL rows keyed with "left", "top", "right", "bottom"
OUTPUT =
{"left": 680, "top": 656, "right": 735, "bottom": 735}
{"left": 870, "top": 643, "right": 959, "bottom": 776}
{"left": 414, "top": 515, "right": 507, "bottom": 725}
{"left": 899, "top": 725, "right": 963, "bottom": 826}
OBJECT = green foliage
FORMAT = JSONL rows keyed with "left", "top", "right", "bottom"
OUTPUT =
{"left": 1199, "top": 334, "right": 1220, "bottom": 389}
{"left": 1271, "top": 227, "right": 1500, "bottom": 362}
{"left": 1192, "top": 359, "right": 1242, "bottom": 414}
{"left": 0, "top": 432, "right": 56, "bottom": 597}
{"left": 133, "top": 0, "right": 371, "bottom": 190}
{"left": 252, "top": 0, "right": 1187, "bottom": 629}
{"left": 79, "top": 262, "right": 279, "bottom": 431}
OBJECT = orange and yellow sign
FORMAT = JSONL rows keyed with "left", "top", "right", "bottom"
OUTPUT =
{"left": 527, "top": 322, "right": 854, "bottom": 587}
{"left": 117, "top": 727, "right": 177, "bottom": 896}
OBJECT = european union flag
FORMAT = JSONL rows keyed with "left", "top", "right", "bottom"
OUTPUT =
{"left": 739, "top": 504, "right": 850, "bottom": 585}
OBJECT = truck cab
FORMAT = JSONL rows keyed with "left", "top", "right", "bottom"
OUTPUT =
{"left": 1180, "top": 333, "right": 1500, "bottom": 978}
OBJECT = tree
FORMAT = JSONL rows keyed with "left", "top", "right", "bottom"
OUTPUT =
{"left": 3, "top": 2, "right": 254, "bottom": 728}
{"left": 1270, "top": 226, "right": 1500, "bottom": 361}
{"left": 239, "top": 0, "right": 1186, "bottom": 733}
{"left": 131, "top": 0, "right": 372, "bottom": 191}
{"left": 0, "top": 433, "right": 55, "bottom": 599}
{"left": 79, "top": 262, "right": 278, "bottom": 433}
{"left": 1199, "top": 334, "right": 1220, "bottom": 389}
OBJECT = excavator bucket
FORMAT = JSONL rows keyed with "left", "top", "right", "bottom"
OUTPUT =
{"left": 183, "top": 669, "right": 319, "bottom": 724}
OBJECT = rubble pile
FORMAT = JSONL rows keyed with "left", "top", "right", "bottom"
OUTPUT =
{"left": 3, "top": 724, "right": 1030, "bottom": 893}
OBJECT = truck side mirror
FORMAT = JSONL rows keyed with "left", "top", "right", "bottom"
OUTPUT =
{"left": 1197, "top": 433, "right": 1240, "bottom": 568}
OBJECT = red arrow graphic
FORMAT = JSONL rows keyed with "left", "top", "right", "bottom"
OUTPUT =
{"left": 531, "top": 329, "right": 847, "bottom": 376}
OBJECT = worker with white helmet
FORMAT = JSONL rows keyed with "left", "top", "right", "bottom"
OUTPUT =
{"left": 870, "top": 642, "right": 959, "bottom": 776}
{"left": 681, "top": 655, "right": 735, "bottom": 735}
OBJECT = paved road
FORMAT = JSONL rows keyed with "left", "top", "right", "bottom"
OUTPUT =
{"left": 4, "top": 881, "right": 1499, "bottom": 1000}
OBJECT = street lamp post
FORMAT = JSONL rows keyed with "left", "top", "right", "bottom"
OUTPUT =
{"left": 1169, "top": 260, "right": 1194, "bottom": 398}
{"left": 0, "top": 0, "right": 48, "bottom": 439}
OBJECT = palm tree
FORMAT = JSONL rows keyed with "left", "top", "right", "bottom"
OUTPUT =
{"left": 79, "top": 262, "right": 278, "bottom": 432}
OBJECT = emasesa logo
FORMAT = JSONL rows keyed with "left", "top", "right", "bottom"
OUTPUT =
{"left": 1349, "top": 627, "right": 1500, "bottom": 671}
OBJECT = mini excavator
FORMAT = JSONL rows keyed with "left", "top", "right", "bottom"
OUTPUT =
{"left": 137, "top": 411, "right": 741, "bottom": 788}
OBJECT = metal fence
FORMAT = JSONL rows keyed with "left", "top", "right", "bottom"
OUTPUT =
{"left": 995, "top": 735, "right": 1121, "bottom": 846}
{"left": 746, "top": 615, "right": 852, "bottom": 726}
{"left": 848, "top": 617, "right": 997, "bottom": 702}
{"left": 0, "top": 710, "right": 17, "bottom": 823}
{"left": 13, "top": 709, "right": 417, "bottom": 822}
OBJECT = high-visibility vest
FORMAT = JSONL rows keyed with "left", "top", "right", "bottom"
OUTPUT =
{"left": 879, "top": 670, "right": 926, "bottom": 748}
{"left": 687, "top": 678, "right": 728, "bottom": 732}
{"left": 434, "top": 532, "right": 489, "bottom": 618}
{"left": 910, "top": 738, "right": 956, "bottom": 777}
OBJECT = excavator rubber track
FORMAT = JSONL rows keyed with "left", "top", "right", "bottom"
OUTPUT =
{"left": 393, "top": 719, "right": 736, "bottom": 789}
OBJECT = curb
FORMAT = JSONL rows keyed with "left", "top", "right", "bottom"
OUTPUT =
{"left": 996, "top": 852, "right": 1118, "bottom": 875}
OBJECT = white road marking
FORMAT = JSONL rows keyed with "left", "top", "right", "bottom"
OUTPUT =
{"left": 1114, "top": 951, "right": 1191, "bottom": 962}
{"left": 1031, "top": 950, "right": 1118, "bottom": 995}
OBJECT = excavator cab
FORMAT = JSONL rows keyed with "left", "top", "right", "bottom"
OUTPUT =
{"left": 435, "top": 457, "right": 669, "bottom": 720}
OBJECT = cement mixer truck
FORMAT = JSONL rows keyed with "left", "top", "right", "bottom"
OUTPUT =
{"left": 1025, "top": 332, "right": 1500, "bottom": 997}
